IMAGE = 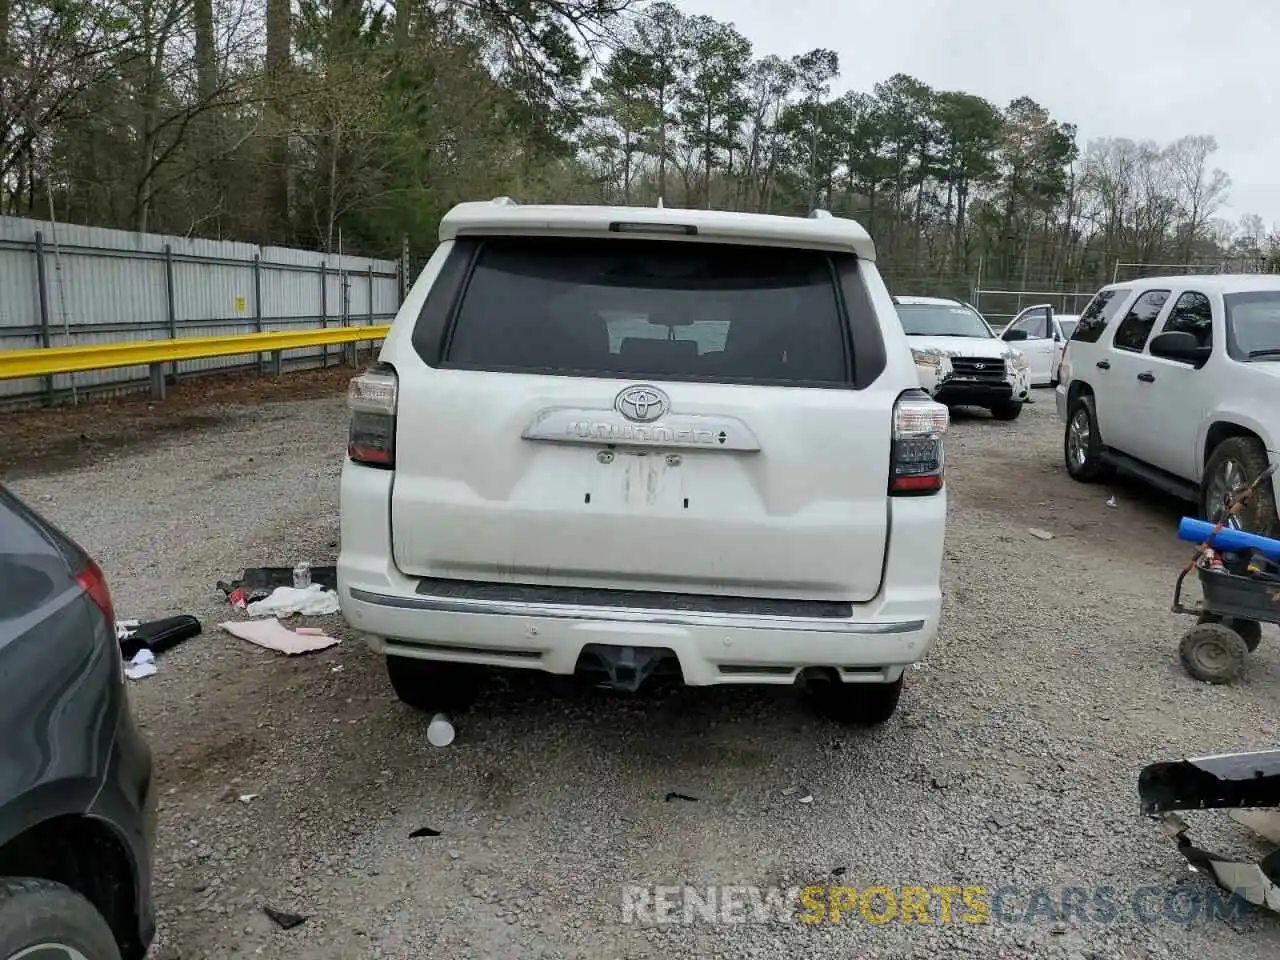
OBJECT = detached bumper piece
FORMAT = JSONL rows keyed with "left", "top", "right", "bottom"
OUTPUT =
{"left": 1139, "top": 750, "right": 1280, "bottom": 913}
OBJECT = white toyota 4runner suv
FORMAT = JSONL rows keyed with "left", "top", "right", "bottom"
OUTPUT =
{"left": 1057, "top": 275, "right": 1280, "bottom": 535}
{"left": 894, "top": 295, "right": 1032, "bottom": 420}
{"left": 338, "top": 199, "right": 949, "bottom": 725}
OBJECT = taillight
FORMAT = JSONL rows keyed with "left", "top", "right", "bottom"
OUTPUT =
{"left": 348, "top": 364, "right": 398, "bottom": 468}
{"left": 75, "top": 558, "right": 115, "bottom": 626}
{"left": 890, "top": 391, "right": 948, "bottom": 495}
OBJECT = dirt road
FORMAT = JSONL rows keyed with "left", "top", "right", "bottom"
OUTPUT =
{"left": 7, "top": 386, "right": 1279, "bottom": 960}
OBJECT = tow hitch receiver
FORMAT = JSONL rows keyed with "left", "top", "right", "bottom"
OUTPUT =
{"left": 577, "top": 644, "right": 674, "bottom": 692}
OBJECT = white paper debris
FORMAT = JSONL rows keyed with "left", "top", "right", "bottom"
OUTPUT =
{"left": 125, "top": 648, "right": 156, "bottom": 680}
{"left": 1106, "top": 495, "right": 1117, "bottom": 508}
{"left": 220, "top": 618, "right": 341, "bottom": 655}
{"left": 116, "top": 619, "right": 140, "bottom": 641}
{"left": 1028, "top": 527, "right": 1055, "bottom": 541}
{"left": 245, "top": 584, "right": 340, "bottom": 618}
{"left": 239, "top": 793, "right": 259, "bottom": 803}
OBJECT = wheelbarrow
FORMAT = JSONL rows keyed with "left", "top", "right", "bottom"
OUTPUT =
{"left": 1172, "top": 560, "right": 1279, "bottom": 683}
{"left": 1171, "top": 463, "right": 1279, "bottom": 684}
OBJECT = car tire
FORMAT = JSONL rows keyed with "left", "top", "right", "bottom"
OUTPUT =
{"left": 1063, "top": 394, "right": 1114, "bottom": 483}
{"left": 1179, "top": 622, "right": 1249, "bottom": 684}
{"left": 989, "top": 401, "right": 1022, "bottom": 421}
{"left": 386, "top": 656, "right": 483, "bottom": 713}
{"left": 0, "top": 877, "right": 121, "bottom": 960}
{"left": 1198, "top": 612, "right": 1263, "bottom": 652}
{"left": 807, "top": 675, "right": 903, "bottom": 726}
{"left": 1201, "top": 436, "right": 1280, "bottom": 537}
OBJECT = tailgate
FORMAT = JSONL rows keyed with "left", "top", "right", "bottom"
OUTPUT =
{"left": 388, "top": 234, "right": 893, "bottom": 603}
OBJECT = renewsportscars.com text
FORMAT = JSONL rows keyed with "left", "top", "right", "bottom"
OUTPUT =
{"left": 620, "top": 884, "right": 1251, "bottom": 926}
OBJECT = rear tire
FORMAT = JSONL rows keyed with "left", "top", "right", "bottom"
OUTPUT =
{"left": 989, "top": 401, "right": 1023, "bottom": 421}
{"left": 386, "top": 656, "right": 483, "bottom": 713}
{"left": 1198, "top": 612, "right": 1262, "bottom": 652}
{"left": 1179, "top": 623, "right": 1248, "bottom": 684}
{"left": 807, "top": 675, "right": 903, "bottom": 726}
{"left": 1201, "top": 436, "right": 1280, "bottom": 537}
{"left": 0, "top": 877, "right": 121, "bottom": 960}
{"left": 1064, "top": 394, "right": 1115, "bottom": 483}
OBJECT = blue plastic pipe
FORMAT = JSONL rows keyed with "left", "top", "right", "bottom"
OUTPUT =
{"left": 1177, "top": 517, "right": 1280, "bottom": 561}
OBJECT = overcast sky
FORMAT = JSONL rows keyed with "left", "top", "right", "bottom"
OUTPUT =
{"left": 675, "top": 0, "right": 1279, "bottom": 227}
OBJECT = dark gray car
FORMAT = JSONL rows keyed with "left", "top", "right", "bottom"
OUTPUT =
{"left": 0, "top": 485, "right": 156, "bottom": 960}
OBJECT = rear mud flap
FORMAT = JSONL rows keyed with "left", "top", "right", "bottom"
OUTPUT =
{"left": 1139, "top": 750, "right": 1280, "bottom": 912}
{"left": 576, "top": 644, "right": 675, "bottom": 692}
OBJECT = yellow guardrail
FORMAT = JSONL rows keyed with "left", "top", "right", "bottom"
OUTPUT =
{"left": 0, "top": 325, "right": 391, "bottom": 380}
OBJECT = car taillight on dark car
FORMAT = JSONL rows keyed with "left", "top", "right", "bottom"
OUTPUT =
{"left": 75, "top": 557, "right": 115, "bottom": 626}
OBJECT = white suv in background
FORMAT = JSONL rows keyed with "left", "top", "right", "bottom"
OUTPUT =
{"left": 338, "top": 199, "right": 949, "bottom": 726}
{"left": 1000, "top": 304, "right": 1080, "bottom": 385}
{"left": 894, "top": 295, "right": 1032, "bottom": 420}
{"left": 1057, "top": 275, "right": 1280, "bottom": 535}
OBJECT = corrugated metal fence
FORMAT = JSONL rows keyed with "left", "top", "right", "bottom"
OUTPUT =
{"left": 0, "top": 216, "right": 403, "bottom": 405}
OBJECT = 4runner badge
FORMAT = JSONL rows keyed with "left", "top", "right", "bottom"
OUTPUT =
{"left": 615, "top": 385, "right": 670, "bottom": 423}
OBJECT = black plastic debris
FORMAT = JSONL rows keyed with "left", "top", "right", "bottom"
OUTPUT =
{"left": 409, "top": 827, "right": 441, "bottom": 838}
{"left": 664, "top": 792, "right": 698, "bottom": 803}
{"left": 1139, "top": 750, "right": 1280, "bottom": 913}
{"left": 830, "top": 866, "right": 847, "bottom": 877}
{"left": 1139, "top": 751, "right": 1280, "bottom": 814}
{"left": 118, "top": 616, "right": 202, "bottom": 660}
{"left": 262, "top": 906, "right": 307, "bottom": 930}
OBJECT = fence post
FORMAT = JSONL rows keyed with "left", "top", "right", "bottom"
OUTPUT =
{"left": 163, "top": 244, "right": 179, "bottom": 383}
{"left": 254, "top": 255, "right": 275, "bottom": 376}
{"left": 33, "top": 232, "right": 54, "bottom": 405}
{"left": 342, "top": 270, "right": 355, "bottom": 367}
{"left": 360, "top": 263, "right": 373, "bottom": 368}
{"left": 149, "top": 363, "right": 167, "bottom": 400}
{"left": 320, "top": 260, "right": 329, "bottom": 369}
{"left": 400, "top": 233, "right": 410, "bottom": 303}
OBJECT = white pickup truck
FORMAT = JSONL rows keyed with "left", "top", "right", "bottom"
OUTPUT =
{"left": 1056, "top": 274, "right": 1280, "bottom": 535}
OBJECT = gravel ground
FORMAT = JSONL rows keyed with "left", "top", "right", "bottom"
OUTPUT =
{"left": 7, "top": 386, "right": 1280, "bottom": 960}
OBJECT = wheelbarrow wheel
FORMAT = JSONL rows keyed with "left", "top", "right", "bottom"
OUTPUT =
{"left": 1197, "top": 613, "right": 1262, "bottom": 652}
{"left": 1180, "top": 622, "right": 1249, "bottom": 684}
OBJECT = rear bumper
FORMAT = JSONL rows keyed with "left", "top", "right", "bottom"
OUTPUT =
{"left": 338, "top": 462, "right": 944, "bottom": 686}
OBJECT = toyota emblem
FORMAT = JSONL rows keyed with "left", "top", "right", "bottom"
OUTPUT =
{"left": 614, "top": 385, "right": 670, "bottom": 423}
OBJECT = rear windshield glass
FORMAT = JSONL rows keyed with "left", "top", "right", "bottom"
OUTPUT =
{"left": 442, "top": 237, "right": 850, "bottom": 384}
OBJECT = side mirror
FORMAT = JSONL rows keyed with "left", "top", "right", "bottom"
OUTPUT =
{"left": 1149, "top": 331, "right": 1210, "bottom": 365}
{"left": 1003, "top": 328, "right": 1029, "bottom": 342}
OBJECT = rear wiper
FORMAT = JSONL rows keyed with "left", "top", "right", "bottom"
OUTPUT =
{"left": 1247, "top": 348, "right": 1280, "bottom": 359}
